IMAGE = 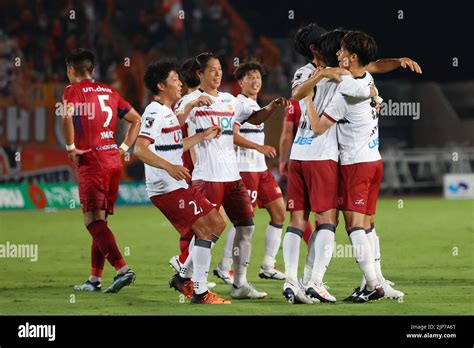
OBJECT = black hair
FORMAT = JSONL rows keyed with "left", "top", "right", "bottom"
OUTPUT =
{"left": 318, "top": 29, "right": 349, "bottom": 67}
{"left": 143, "top": 59, "right": 179, "bottom": 95}
{"left": 293, "top": 23, "right": 328, "bottom": 60}
{"left": 180, "top": 58, "right": 200, "bottom": 88}
{"left": 65, "top": 48, "right": 95, "bottom": 76}
{"left": 341, "top": 31, "right": 378, "bottom": 66}
{"left": 234, "top": 60, "right": 265, "bottom": 81}
{"left": 193, "top": 52, "right": 217, "bottom": 73}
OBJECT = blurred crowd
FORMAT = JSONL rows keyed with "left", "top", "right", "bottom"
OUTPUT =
{"left": 0, "top": 0, "right": 293, "bottom": 110}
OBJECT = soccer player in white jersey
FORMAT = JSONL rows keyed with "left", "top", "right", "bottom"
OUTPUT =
{"left": 134, "top": 60, "right": 229, "bottom": 304}
{"left": 167, "top": 58, "right": 217, "bottom": 291}
{"left": 283, "top": 25, "right": 421, "bottom": 304}
{"left": 214, "top": 61, "right": 286, "bottom": 282}
{"left": 303, "top": 31, "right": 393, "bottom": 302}
{"left": 283, "top": 29, "right": 379, "bottom": 304}
{"left": 175, "top": 52, "right": 290, "bottom": 299}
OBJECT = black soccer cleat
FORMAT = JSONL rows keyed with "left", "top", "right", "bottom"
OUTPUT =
{"left": 352, "top": 286, "right": 385, "bottom": 303}
{"left": 343, "top": 287, "right": 362, "bottom": 302}
{"left": 103, "top": 269, "right": 136, "bottom": 293}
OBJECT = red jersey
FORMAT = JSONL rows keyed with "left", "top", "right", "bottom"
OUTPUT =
{"left": 181, "top": 123, "right": 194, "bottom": 182}
{"left": 63, "top": 79, "right": 131, "bottom": 169}
{"left": 284, "top": 98, "right": 302, "bottom": 137}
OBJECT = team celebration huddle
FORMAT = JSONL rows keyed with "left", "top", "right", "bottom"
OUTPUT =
{"left": 62, "top": 23, "right": 422, "bottom": 305}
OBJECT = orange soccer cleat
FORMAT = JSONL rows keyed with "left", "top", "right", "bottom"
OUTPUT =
{"left": 190, "top": 291, "right": 231, "bottom": 304}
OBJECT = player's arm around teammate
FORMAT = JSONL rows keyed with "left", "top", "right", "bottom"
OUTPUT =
{"left": 135, "top": 60, "right": 229, "bottom": 303}
{"left": 135, "top": 126, "right": 221, "bottom": 181}
{"left": 242, "top": 97, "right": 291, "bottom": 126}
{"left": 175, "top": 95, "right": 213, "bottom": 126}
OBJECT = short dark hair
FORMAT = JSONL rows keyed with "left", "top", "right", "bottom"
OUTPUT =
{"left": 341, "top": 31, "right": 378, "bottom": 66}
{"left": 234, "top": 60, "right": 265, "bottom": 81}
{"left": 143, "top": 59, "right": 178, "bottom": 95}
{"left": 193, "top": 52, "right": 217, "bottom": 73}
{"left": 180, "top": 58, "right": 200, "bottom": 88}
{"left": 293, "top": 23, "right": 328, "bottom": 60}
{"left": 65, "top": 48, "right": 95, "bottom": 76}
{"left": 318, "top": 29, "right": 349, "bottom": 67}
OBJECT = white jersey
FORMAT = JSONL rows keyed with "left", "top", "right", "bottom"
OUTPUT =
{"left": 175, "top": 88, "right": 255, "bottom": 182}
{"left": 323, "top": 71, "right": 381, "bottom": 165}
{"left": 290, "top": 64, "right": 372, "bottom": 162}
{"left": 235, "top": 94, "right": 266, "bottom": 172}
{"left": 291, "top": 62, "right": 317, "bottom": 89}
{"left": 139, "top": 101, "right": 188, "bottom": 197}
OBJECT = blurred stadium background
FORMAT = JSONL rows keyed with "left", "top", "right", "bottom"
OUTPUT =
{"left": 0, "top": 0, "right": 473, "bottom": 208}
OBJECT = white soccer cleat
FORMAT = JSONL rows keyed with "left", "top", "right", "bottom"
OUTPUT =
{"left": 385, "top": 278, "right": 395, "bottom": 286}
{"left": 169, "top": 255, "right": 182, "bottom": 273}
{"left": 305, "top": 282, "right": 337, "bottom": 303}
{"left": 382, "top": 281, "right": 404, "bottom": 299}
{"left": 231, "top": 282, "right": 267, "bottom": 299}
{"left": 208, "top": 282, "right": 217, "bottom": 290}
{"left": 283, "top": 281, "right": 314, "bottom": 304}
{"left": 259, "top": 266, "right": 286, "bottom": 280}
{"left": 213, "top": 264, "right": 234, "bottom": 285}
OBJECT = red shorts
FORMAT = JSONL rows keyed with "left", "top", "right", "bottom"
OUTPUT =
{"left": 339, "top": 160, "right": 383, "bottom": 215}
{"left": 78, "top": 165, "right": 122, "bottom": 215}
{"left": 286, "top": 159, "right": 338, "bottom": 213}
{"left": 150, "top": 186, "right": 215, "bottom": 235}
{"left": 240, "top": 169, "right": 283, "bottom": 208}
{"left": 192, "top": 179, "right": 254, "bottom": 223}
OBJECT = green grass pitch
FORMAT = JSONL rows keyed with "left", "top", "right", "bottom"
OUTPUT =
{"left": 0, "top": 198, "right": 473, "bottom": 315}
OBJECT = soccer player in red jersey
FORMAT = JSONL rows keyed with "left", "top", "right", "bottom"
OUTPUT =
{"left": 61, "top": 49, "right": 141, "bottom": 293}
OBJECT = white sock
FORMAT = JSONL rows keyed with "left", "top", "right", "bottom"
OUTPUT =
{"left": 180, "top": 236, "right": 195, "bottom": 279}
{"left": 219, "top": 226, "right": 235, "bottom": 271}
{"left": 348, "top": 228, "right": 377, "bottom": 290}
{"left": 359, "top": 275, "right": 366, "bottom": 290}
{"left": 303, "top": 229, "right": 317, "bottom": 285}
{"left": 232, "top": 224, "right": 255, "bottom": 287}
{"left": 89, "top": 275, "right": 101, "bottom": 283}
{"left": 191, "top": 240, "right": 212, "bottom": 295}
{"left": 117, "top": 265, "right": 129, "bottom": 275}
{"left": 310, "top": 225, "right": 336, "bottom": 286}
{"left": 262, "top": 223, "right": 283, "bottom": 269}
{"left": 373, "top": 228, "right": 385, "bottom": 284}
{"left": 283, "top": 226, "right": 303, "bottom": 283}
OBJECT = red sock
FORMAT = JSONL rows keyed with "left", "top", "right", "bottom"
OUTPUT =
{"left": 178, "top": 232, "right": 193, "bottom": 264}
{"left": 87, "top": 220, "right": 126, "bottom": 271}
{"left": 303, "top": 221, "right": 313, "bottom": 245}
{"left": 91, "top": 240, "right": 105, "bottom": 278}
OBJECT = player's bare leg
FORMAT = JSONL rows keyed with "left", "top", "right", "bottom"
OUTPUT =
{"left": 258, "top": 197, "right": 285, "bottom": 280}
{"left": 282, "top": 210, "right": 313, "bottom": 304}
